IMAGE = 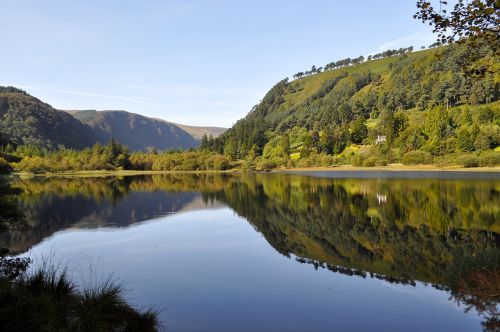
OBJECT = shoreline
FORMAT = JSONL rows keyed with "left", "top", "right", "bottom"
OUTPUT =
{"left": 12, "top": 164, "right": 500, "bottom": 177}
{"left": 277, "top": 165, "right": 500, "bottom": 173}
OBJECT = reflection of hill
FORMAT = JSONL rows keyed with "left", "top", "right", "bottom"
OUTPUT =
{"left": 208, "top": 174, "right": 500, "bottom": 285}
{"left": 208, "top": 174, "right": 500, "bottom": 328}
{"left": 1, "top": 175, "right": 230, "bottom": 254}
{"left": 2, "top": 173, "right": 499, "bottom": 286}
{"left": 1, "top": 173, "right": 498, "bottom": 327}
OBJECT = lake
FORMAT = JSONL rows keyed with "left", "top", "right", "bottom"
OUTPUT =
{"left": 1, "top": 172, "right": 499, "bottom": 331}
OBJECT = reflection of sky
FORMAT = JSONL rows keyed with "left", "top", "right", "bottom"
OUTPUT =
{"left": 22, "top": 208, "right": 482, "bottom": 332}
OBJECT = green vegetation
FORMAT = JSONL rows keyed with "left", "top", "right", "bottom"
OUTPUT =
{"left": 198, "top": 40, "right": 499, "bottom": 169}
{"left": 0, "top": 87, "right": 226, "bottom": 152}
{"left": 3, "top": 173, "right": 498, "bottom": 328}
{"left": 0, "top": 260, "right": 158, "bottom": 331}
{"left": 0, "top": 87, "right": 99, "bottom": 149}
{"left": 0, "top": 3, "right": 498, "bottom": 170}
{"left": 0, "top": 167, "right": 159, "bottom": 331}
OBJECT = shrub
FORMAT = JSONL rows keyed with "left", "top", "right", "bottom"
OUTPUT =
{"left": 459, "top": 155, "right": 479, "bottom": 168}
{"left": 320, "top": 154, "right": 334, "bottom": 167}
{"left": 375, "top": 158, "right": 389, "bottom": 166}
{"left": 256, "top": 159, "right": 277, "bottom": 172}
{"left": 402, "top": 151, "right": 433, "bottom": 165}
{"left": 350, "top": 154, "right": 364, "bottom": 167}
{"left": 210, "top": 155, "right": 229, "bottom": 170}
{"left": 362, "top": 157, "right": 377, "bottom": 167}
{"left": 478, "top": 151, "right": 500, "bottom": 167}
{"left": 286, "top": 159, "right": 296, "bottom": 168}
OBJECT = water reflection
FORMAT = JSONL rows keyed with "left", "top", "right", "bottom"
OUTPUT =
{"left": 0, "top": 173, "right": 499, "bottom": 330}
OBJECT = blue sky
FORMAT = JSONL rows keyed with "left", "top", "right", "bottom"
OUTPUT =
{"left": 0, "top": 1, "right": 436, "bottom": 127}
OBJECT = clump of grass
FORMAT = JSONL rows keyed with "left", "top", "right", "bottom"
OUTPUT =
{"left": 0, "top": 258, "right": 159, "bottom": 331}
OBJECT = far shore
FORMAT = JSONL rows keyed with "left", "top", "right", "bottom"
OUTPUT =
{"left": 11, "top": 164, "right": 500, "bottom": 178}
{"left": 279, "top": 164, "right": 500, "bottom": 173}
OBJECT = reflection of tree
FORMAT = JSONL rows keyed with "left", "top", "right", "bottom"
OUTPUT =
{"left": 0, "top": 177, "right": 24, "bottom": 234}
{"left": 208, "top": 174, "right": 499, "bottom": 327}
{"left": 447, "top": 250, "right": 500, "bottom": 332}
{"left": 2, "top": 174, "right": 233, "bottom": 254}
{"left": 3, "top": 173, "right": 499, "bottom": 327}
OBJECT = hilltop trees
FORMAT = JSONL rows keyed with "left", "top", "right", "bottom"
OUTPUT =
{"left": 293, "top": 46, "right": 414, "bottom": 81}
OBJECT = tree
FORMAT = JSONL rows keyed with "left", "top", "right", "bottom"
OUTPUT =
{"left": 414, "top": 0, "right": 499, "bottom": 75}
{"left": 379, "top": 110, "right": 408, "bottom": 145}
{"left": 301, "top": 134, "right": 313, "bottom": 158}
{"left": 200, "top": 134, "right": 209, "bottom": 150}
{"left": 414, "top": 0, "right": 499, "bottom": 45}
{"left": 321, "top": 127, "right": 335, "bottom": 155}
{"left": 350, "top": 117, "right": 368, "bottom": 144}
{"left": 333, "top": 126, "right": 349, "bottom": 154}
{"left": 223, "top": 136, "right": 238, "bottom": 160}
{"left": 281, "top": 133, "right": 291, "bottom": 155}
{"left": 310, "top": 130, "right": 321, "bottom": 153}
{"left": 456, "top": 127, "right": 474, "bottom": 151}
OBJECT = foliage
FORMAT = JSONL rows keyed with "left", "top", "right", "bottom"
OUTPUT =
{"left": 0, "top": 262, "right": 158, "bottom": 331}
{"left": 414, "top": 0, "right": 499, "bottom": 45}
{"left": 402, "top": 150, "right": 434, "bottom": 165}
{"left": 201, "top": 41, "right": 499, "bottom": 168}
{"left": 0, "top": 89, "right": 98, "bottom": 149}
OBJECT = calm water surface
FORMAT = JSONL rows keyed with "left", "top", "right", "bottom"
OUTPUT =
{"left": 1, "top": 172, "right": 499, "bottom": 331}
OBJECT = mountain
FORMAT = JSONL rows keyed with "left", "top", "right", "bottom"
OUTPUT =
{"left": 71, "top": 110, "right": 226, "bottom": 151}
{"left": 0, "top": 87, "right": 98, "bottom": 149}
{"left": 173, "top": 123, "right": 227, "bottom": 141}
{"left": 0, "top": 87, "right": 227, "bottom": 151}
{"left": 71, "top": 110, "right": 199, "bottom": 151}
{"left": 213, "top": 41, "right": 499, "bottom": 165}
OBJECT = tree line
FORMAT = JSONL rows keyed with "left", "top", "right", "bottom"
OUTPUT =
{"left": 293, "top": 46, "right": 415, "bottom": 79}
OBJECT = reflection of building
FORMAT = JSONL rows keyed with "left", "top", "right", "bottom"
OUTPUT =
{"left": 376, "top": 193, "right": 387, "bottom": 204}
{"left": 375, "top": 135, "right": 386, "bottom": 144}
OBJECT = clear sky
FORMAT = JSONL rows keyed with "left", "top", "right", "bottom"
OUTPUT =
{"left": 0, "top": 0, "right": 436, "bottom": 127}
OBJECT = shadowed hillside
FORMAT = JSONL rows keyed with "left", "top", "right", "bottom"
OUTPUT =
{"left": 0, "top": 87, "right": 98, "bottom": 149}
{"left": 72, "top": 110, "right": 199, "bottom": 151}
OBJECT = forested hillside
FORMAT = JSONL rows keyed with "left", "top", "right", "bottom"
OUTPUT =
{"left": 0, "top": 87, "right": 98, "bottom": 149}
{"left": 72, "top": 110, "right": 199, "bottom": 151}
{"left": 0, "top": 88, "right": 226, "bottom": 152}
{"left": 72, "top": 110, "right": 226, "bottom": 151}
{"left": 206, "top": 41, "right": 499, "bottom": 168}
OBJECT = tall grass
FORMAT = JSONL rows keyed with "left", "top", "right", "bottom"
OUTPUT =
{"left": 0, "top": 259, "right": 159, "bottom": 331}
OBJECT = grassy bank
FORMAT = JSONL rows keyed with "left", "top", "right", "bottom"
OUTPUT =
{"left": 0, "top": 257, "right": 159, "bottom": 331}
{"left": 279, "top": 164, "right": 500, "bottom": 172}
{"left": 13, "top": 164, "right": 500, "bottom": 178}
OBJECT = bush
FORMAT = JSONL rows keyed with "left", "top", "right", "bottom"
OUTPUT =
{"left": 459, "top": 155, "right": 479, "bottom": 168}
{"left": 375, "top": 158, "right": 389, "bottom": 166}
{"left": 479, "top": 151, "right": 500, "bottom": 167}
{"left": 350, "top": 154, "right": 364, "bottom": 167}
{"left": 320, "top": 154, "right": 334, "bottom": 167}
{"left": 256, "top": 159, "right": 277, "bottom": 172}
{"left": 362, "top": 157, "right": 377, "bottom": 167}
{"left": 402, "top": 151, "right": 433, "bottom": 165}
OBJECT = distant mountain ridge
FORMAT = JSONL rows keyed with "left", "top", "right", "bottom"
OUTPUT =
{"left": 0, "top": 87, "right": 227, "bottom": 151}
{"left": 71, "top": 110, "right": 199, "bottom": 151}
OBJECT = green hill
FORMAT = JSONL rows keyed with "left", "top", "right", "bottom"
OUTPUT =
{"left": 0, "top": 88, "right": 227, "bottom": 152}
{"left": 71, "top": 110, "right": 227, "bottom": 150}
{"left": 72, "top": 110, "right": 200, "bottom": 151}
{"left": 212, "top": 42, "right": 499, "bottom": 167}
{"left": 0, "top": 87, "right": 98, "bottom": 149}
